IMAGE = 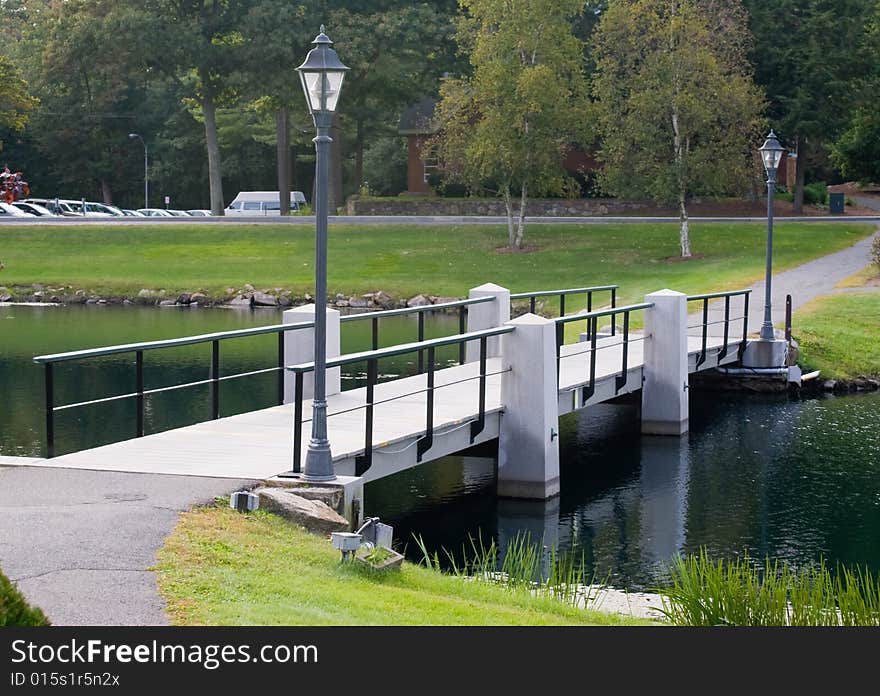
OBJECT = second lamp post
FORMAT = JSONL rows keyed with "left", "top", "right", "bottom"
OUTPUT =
{"left": 296, "top": 26, "right": 349, "bottom": 481}
{"left": 758, "top": 130, "right": 785, "bottom": 342}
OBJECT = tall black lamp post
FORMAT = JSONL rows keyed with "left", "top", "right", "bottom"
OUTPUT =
{"left": 758, "top": 130, "right": 784, "bottom": 341}
{"left": 296, "top": 26, "right": 349, "bottom": 481}
{"left": 128, "top": 133, "right": 148, "bottom": 209}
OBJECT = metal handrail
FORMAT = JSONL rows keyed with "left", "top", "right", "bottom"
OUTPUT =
{"left": 553, "top": 302, "right": 654, "bottom": 401}
{"left": 553, "top": 302, "right": 654, "bottom": 325}
{"left": 338, "top": 296, "right": 491, "bottom": 322}
{"left": 686, "top": 289, "right": 752, "bottom": 302}
{"left": 511, "top": 284, "right": 618, "bottom": 328}
{"left": 686, "top": 289, "right": 751, "bottom": 367}
{"left": 286, "top": 325, "right": 515, "bottom": 476}
{"left": 34, "top": 320, "right": 316, "bottom": 458}
{"left": 510, "top": 284, "right": 618, "bottom": 299}
{"left": 339, "top": 296, "right": 494, "bottom": 367}
{"left": 288, "top": 326, "right": 514, "bottom": 373}
{"left": 33, "top": 320, "right": 315, "bottom": 364}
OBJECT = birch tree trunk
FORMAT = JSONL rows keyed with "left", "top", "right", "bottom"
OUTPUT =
{"left": 502, "top": 185, "right": 516, "bottom": 248}
{"left": 515, "top": 183, "right": 527, "bottom": 249}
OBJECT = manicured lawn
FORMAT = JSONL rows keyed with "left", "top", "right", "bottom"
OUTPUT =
{"left": 155, "top": 506, "right": 649, "bottom": 626}
{"left": 796, "top": 292, "right": 880, "bottom": 379}
{"left": 0, "top": 222, "right": 873, "bottom": 306}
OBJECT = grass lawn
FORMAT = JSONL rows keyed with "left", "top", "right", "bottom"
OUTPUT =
{"left": 155, "top": 506, "right": 650, "bottom": 626}
{"left": 796, "top": 291, "right": 880, "bottom": 379}
{"left": 0, "top": 222, "right": 873, "bottom": 306}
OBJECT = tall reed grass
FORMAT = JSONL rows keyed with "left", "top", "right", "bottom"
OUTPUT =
{"left": 413, "top": 531, "right": 603, "bottom": 609}
{"left": 658, "top": 549, "right": 880, "bottom": 626}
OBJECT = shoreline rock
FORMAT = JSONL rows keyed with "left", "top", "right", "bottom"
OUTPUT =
{"left": 0, "top": 285, "right": 470, "bottom": 313}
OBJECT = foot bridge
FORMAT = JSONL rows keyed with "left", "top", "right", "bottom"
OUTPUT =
{"left": 32, "top": 284, "right": 750, "bottom": 508}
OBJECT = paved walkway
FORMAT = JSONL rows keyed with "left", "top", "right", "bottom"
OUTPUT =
{"left": 0, "top": 465, "right": 254, "bottom": 625}
{"left": 747, "top": 227, "right": 879, "bottom": 331}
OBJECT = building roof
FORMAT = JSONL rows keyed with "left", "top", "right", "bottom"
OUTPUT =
{"left": 398, "top": 97, "right": 438, "bottom": 136}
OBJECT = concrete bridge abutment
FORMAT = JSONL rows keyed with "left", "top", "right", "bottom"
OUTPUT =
{"left": 497, "top": 313, "right": 560, "bottom": 500}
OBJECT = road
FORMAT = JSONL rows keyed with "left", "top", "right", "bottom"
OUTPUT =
{"left": 1, "top": 214, "right": 880, "bottom": 226}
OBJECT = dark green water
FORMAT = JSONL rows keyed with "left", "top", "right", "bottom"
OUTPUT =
{"left": 2, "top": 304, "right": 879, "bottom": 589}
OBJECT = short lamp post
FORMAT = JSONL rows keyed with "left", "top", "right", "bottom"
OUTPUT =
{"left": 296, "top": 26, "right": 349, "bottom": 481}
{"left": 128, "top": 133, "right": 148, "bottom": 210}
{"left": 758, "top": 130, "right": 784, "bottom": 341}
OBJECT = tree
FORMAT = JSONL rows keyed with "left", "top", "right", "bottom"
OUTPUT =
{"left": 432, "top": 0, "right": 591, "bottom": 249}
{"left": 0, "top": 54, "right": 37, "bottom": 139}
{"left": 830, "top": 1, "right": 880, "bottom": 183}
{"left": 134, "top": 0, "right": 250, "bottom": 215}
{"left": 743, "top": 0, "right": 874, "bottom": 212}
{"left": 592, "top": 0, "right": 765, "bottom": 257}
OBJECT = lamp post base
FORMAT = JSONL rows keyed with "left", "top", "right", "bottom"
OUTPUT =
{"left": 741, "top": 337, "right": 788, "bottom": 368}
{"left": 303, "top": 443, "right": 337, "bottom": 482}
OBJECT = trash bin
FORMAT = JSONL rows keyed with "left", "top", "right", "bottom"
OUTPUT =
{"left": 829, "top": 192, "right": 845, "bottom": 214}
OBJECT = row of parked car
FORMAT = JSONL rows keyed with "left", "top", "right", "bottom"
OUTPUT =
{"left": 0, "top": 198, "right": 213, "bottom": 218}
{"left": 0, "top": 191, "right": 310, "bottom": 219}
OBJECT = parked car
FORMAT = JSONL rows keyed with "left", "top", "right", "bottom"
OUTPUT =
{"left": 137, "top": 208, "right": 174, "bottom": 217}
{"left": 53, "top": 199, "right": 113, "bottom": 217}
{"left": 0, "top": 201, "right": 29, "bottom": 216}
{"left": 84, "top": 202, "right": 125, "bottom": 216}
{"left": 186, "top": 209, "right": 212, "bottom": 216}
{"left": 22, "top": 198, "right": 80, "bottom": 216}
{"left": 12, "top": 201, "right": 58, "bottom": 217}
{"left": 166, "top": 209, "right": 192, "bottom": 216}
{"left": 121, "top": 209, "right": 147, "bottom": 216}
{"left": 225, "top": 190, "right": 306, "bottom": 216}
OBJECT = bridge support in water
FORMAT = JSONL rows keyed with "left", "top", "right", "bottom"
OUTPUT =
{"left": 283, "top": 304, "right": 341, "bottom": 402}
{"left": 641, "top": 290, "right": 689, "bottom": 435}
{"left": 497, "top": 313, "right": 561, "bottom": 499}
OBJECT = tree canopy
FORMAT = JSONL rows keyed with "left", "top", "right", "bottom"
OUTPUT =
{"left": 592, "top": 0, "right": 765, "bottom": 256}
{"left": 432, "top": 0, "right": 591, "bottom": 248}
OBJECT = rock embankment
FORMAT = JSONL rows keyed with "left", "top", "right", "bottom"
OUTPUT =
{"left": 0, "top": 283, "right": 469, "bottom": 312}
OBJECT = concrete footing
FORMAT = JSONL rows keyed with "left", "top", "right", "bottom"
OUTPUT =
{"left": 741, "top": 338, "right": 788, "bottom": 368}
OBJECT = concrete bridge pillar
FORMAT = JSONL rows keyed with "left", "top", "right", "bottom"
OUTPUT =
{"left": 283, "top": 304, "right": 341, "bottom": 402}
{"left": 641, "top": 290, "right": 689, "bottom": 435}
{"left": 466, "top": 282, "right": 510, "bottom": 362}
{"left": 497, "top": 313, "right": 560, "bottom": 499}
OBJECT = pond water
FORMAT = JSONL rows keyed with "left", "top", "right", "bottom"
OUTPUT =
{"left": 2, "top": 304, "right": 878, "bottom": 589}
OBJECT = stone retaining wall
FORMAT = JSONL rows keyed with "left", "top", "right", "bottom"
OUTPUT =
{"left": 346, "top": 197, "right": 653, "bottom": 217}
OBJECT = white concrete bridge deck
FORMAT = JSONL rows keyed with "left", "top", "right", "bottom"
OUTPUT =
{"left": 23, "top": 330, "right": 739, "bottom": 483}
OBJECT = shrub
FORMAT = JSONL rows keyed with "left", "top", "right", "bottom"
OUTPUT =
{"left": 0, "top": 567, "right": 50, "bottom": 626}
{"left": 803, "top": 181, "right": 829, "bottom": 206}
{"left": 872, "top": 234, "right": 880, "bottom": 271}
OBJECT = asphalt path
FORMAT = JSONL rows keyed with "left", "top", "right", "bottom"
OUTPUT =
{"left": 0, "top": 463, "right": 254, "bottom": 625}
{"left": 1, "top": 214, "right": 880, "bottom": 226}
{"left": 748, "top": 227, "right": 880, "bottom": 330}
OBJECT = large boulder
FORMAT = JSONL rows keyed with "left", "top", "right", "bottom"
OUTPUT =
{"left": 407, "top": 294, "right": 431, "bottom": 307}
{"left": 255, "top": 487, "right": 348, "bottom": 535}
{"left": 252, "top": 292, "right": 278, "bottom": 307}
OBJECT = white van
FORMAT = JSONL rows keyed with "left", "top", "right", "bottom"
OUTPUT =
{"left": 225, "top": 191, "right": 307, "bottom": 216}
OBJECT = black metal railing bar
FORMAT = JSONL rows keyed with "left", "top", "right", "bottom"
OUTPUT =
{"left": 287, "top": 326, "right": 514, "bottom": 476}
